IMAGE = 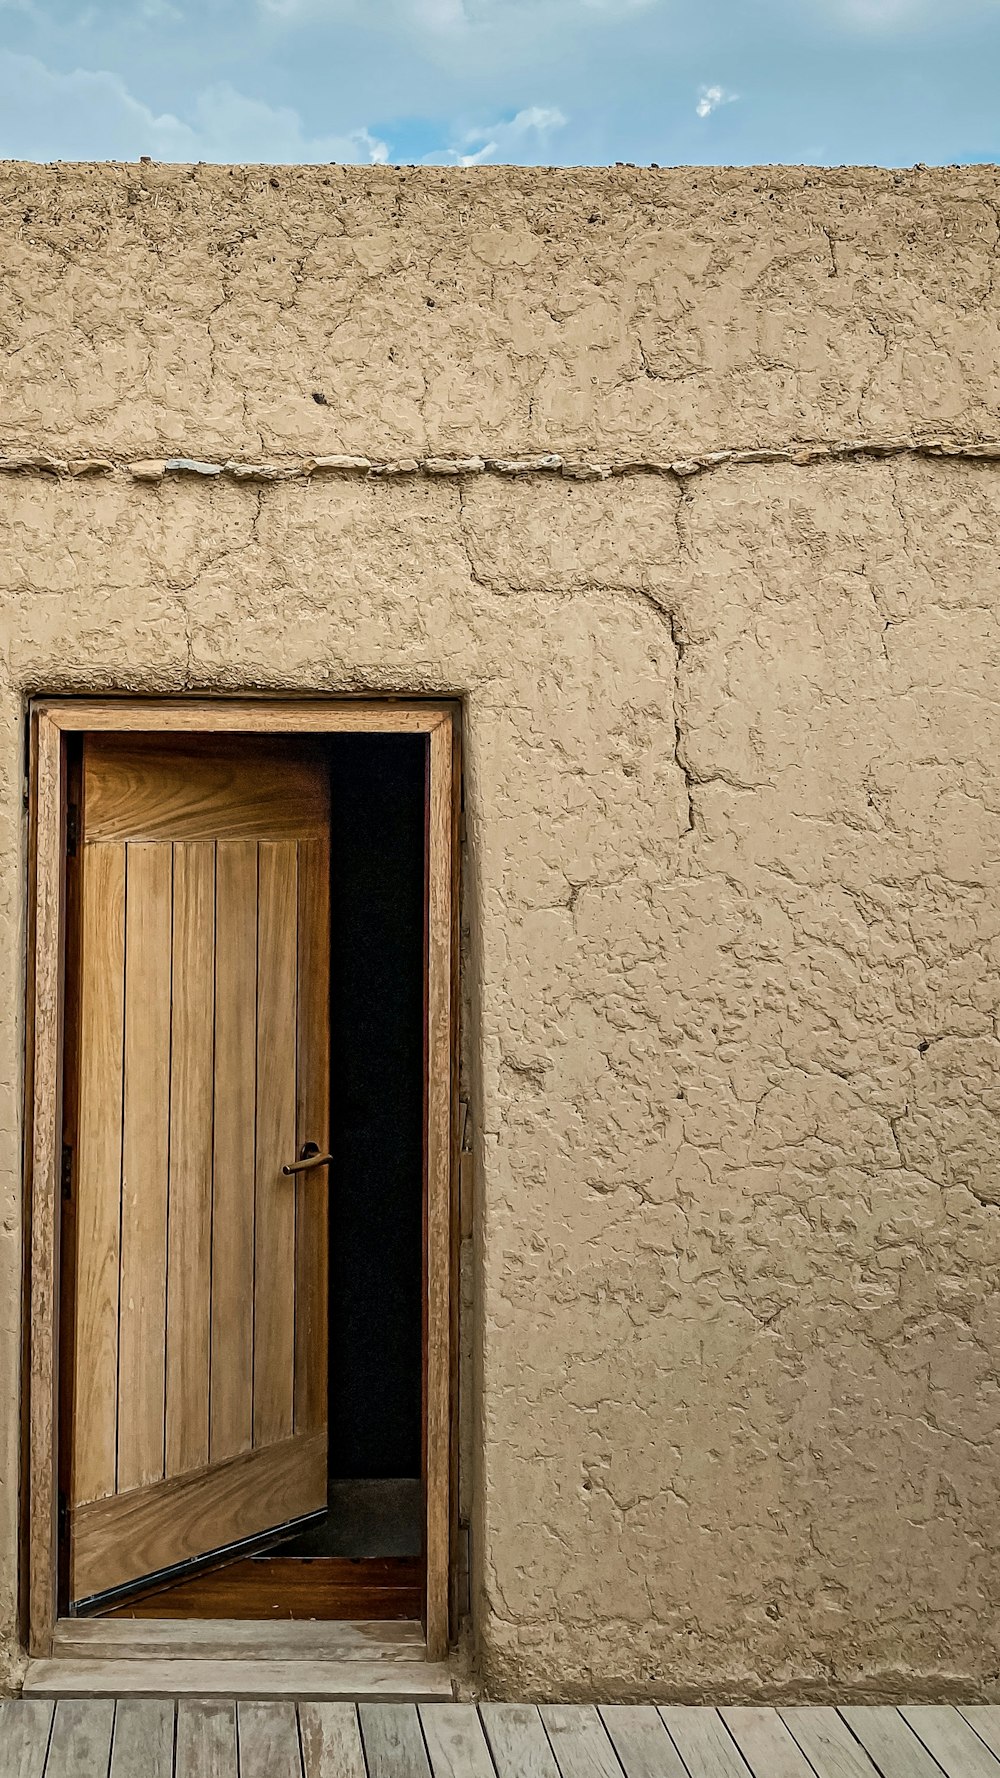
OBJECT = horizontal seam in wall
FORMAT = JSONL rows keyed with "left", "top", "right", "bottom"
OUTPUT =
{"left": 1, "top": 436, "right": 1000, "bottom": 484}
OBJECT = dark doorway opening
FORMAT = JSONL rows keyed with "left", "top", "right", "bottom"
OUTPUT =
{"left": 279, "top": 733, "right": 426, "bottom": 1560}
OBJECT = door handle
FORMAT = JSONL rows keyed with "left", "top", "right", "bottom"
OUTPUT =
{"left": 282, "top": 1142, "right": 333, "bottom": 1175}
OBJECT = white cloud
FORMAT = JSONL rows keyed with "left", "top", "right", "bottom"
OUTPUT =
{"left": 424, "top": 102, "right": 568, "bottom": 165}
{"left": 412, "top": 0, "right": 468, "bottom": 29}
{"left": 0, "top": 50, "right": 388, "bottom": 161}
{"left": 695, "top": 82, "right": 737, "bottom": 118}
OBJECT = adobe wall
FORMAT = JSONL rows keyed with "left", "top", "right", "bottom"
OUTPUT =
{"left": 1, "top": 162, "right": 1000, "bottom": 1698}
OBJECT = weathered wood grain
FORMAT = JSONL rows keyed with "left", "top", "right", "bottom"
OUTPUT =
{"left": 659, "top": 1707, "right": 752, "bottom": 1778}
{"left": 722, "top": 1708, "right": 816, "bottom": 1778}
{"left": 782, "top": 1708, "right": 883, "bottom": 1778}
{"left": 840, "top": 1705, "right": 947, "bottom": 1778}
{"left": 360, "top": 1703, "right": 433, "bottom": 1778}
{"left": 601, "top": 1705, "right": 690, "bottom": 1778}
{"left": 961, "top": 1708, "right": 1000, "bottom": 1764}
{"left": 175, "top": 1701, "right": 238, "bottom": 1778}
{"left": 900, "top": 1706, "right": 1000, "bottom": 1778}
{"left": 481, "top": 1705, "right": 560, "bottom": 1778}
{"left": 299, "top": 1704, "right": 367, "bottom": 1778}
{"left": 42, "top": 1700, "right": 115, "bottom": 1778}
{"left": 419, "top": 1705, "right": 495, "bottom": 1778}
{"left": 237, "top": 1702, "right": 302, "bottom": 1778}
{"left": 540, "top": 1705, "right": 624, "bottom": 1778}
{"left": 109, "top": 1699, "right": 174, "bottom": 1778}
{"left": 0, "top": 1699, "right": 53, "bottom": 1778}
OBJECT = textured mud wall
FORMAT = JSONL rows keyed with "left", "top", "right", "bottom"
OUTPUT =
{"left": 1, "top": 164, "right": 1000, "bottom": 1699}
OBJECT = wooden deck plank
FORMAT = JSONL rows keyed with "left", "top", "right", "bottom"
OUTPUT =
{"left": 359, "top": 1704, "right": 432, "bottom": 1778}
{"left": 419, "top": 1705, "right": 496, "bottom": 1778}
{"left": 22, "top": 1657, "right": 452, "bottom": 1700}
{"left": 901, "top": 1706, "right": 1000, "bottom": 1778}
{"left": 781, "top": 1708, "right": 886, "bottom": 1778}
{"left": 722, "top": 1708, "right": 816, "bottom": 1778}
{"left": 841, "top": 1705, "right": 949, "bottom": 1778}
{"left": 42, "top": 1701, "right": 115, "bottom": 1778}
{"left": 0, "top": 1700, "right": 53, "bottom": 1778}
{"left": 298, "top": 1704, "right": 366, "bottom": 1778}
{"left": 109, "top": 1699, "right": 174, "bottom": 1778}
{"left": 238, "top": 1702, "right": 302, "bottom": 1778}
{"left": 601, "top": 1705, "right": 688, "bottom": 1778}
{"left": 540, "top": 1705, "right": 624, "bottom": 1778}
{"left": 962, "top": 1710, "right": 1000, "bottom": 1763}
{"left": 480, "top": 1704, "right": 560, "bottom": 1778}
{"left": 51, "top": 1617, "right": 425, "bottom": 1661}
{"left": 659, "top": 1707, "right": 752, "bottom": 1778}
{"left": 175, "top": 1701, "right": 237, "bottom": 1778}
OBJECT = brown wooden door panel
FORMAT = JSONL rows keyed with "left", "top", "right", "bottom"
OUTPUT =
{"left": 68, "top": 739, "right": 331, "bottom": 1606}
{"left": 71, "top": 1431, "right": 326, "bottom": 1602}
{"left": 166, "top": 840, "right": 216, "bottom": 1479}
{"left": 72, "top": 842, "right": 126, "bottom": 1508}
{"left": 210, "top": 840, "right": 258, "bottom": 1466}
{"left": 82, "top": 736, "right": 330, "bottom": 843}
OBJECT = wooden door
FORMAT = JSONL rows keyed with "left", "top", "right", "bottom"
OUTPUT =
{"left": 65, "top": 736, "right": 331, "bottom": 1606}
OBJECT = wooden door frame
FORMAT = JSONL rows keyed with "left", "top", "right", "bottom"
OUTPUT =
{"left": 23, "top": 697, "right": 460, "bottom": 1662}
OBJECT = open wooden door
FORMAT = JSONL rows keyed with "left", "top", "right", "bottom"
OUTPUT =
{"left": 65, "top": 735, "right": 331, "bottom": 1607}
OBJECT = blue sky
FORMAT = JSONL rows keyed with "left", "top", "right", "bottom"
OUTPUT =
{"left": 0, "top": 0, "right": 997, "bottom": 167}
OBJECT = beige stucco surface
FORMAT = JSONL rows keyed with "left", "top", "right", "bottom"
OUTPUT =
{"left": 1, "top": 163, "right": 1000, "bottom": 1699}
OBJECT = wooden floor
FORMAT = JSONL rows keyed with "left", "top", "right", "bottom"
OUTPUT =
{"left": 3, "top": 1699, "right": 1000, "bottom": 1777}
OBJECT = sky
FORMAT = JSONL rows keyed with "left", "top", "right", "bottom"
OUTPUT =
{"left": 0, "top": 0, "right": 997, "bottom": 168}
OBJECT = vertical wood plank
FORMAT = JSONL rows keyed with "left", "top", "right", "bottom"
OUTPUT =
{"left": 721, "top": 1709, "right": 817, "bottom": 1778}
{"left": 659, "top": 1708, "right": 753, "bottom": 1778}
{"left": 601, "top": 1706, "right": 690, "bottom": 1778}
{"left": 27, "top": 714, "right": 64, "bottom": 1654}
{"left": 237, "top": 1703, "right": 302, "bottom": 1778}
{"left": 0, "top": 1699, "right": 54, "bottom": 1778}
{"left": 295, "top": 835, "right": 330, "bottom": 1434}
{"left": 210, "top": 840, "right": 257, "bottom": 1464}
{"left": 425, "top": 716, "right": 454, "bottom": 1661}
{"left": 298, "top": 1704, "right": 366, "bottom": 1778}
{"left": 176, "top": 1701, "right": 237, "bottom": 1778}
{"left": 419, "top": 1706, "right": 494, "bottom": 1778}
{"left": 480, "top": 1705, "right": 560, "bottom": 1778}
{"left": 72, "top": 842, "right": 126, "bottom": 1507}
{"left": 781, "top": 1709, "right": 883, "bottom": 1778}
{"left": 109, "top": 1700, "right": 174, "bottom": 1778}
{"left": 538, "top": 1706, "right": 623, "bottom": 1778}
{"left": 254, "top": 841, "right": 298, "bottom": 1449}
{"left": 359, "top": 1705, "right": 431, "bottom": 1778}
{"left": 43, "top": 1701, "right": 115, "bottom": 1778}
{"left": 166, "top": 841, "right": 216, "bottom": 1479}
{"left": 117, "top": 842, "right": 172, "bottom": 1495}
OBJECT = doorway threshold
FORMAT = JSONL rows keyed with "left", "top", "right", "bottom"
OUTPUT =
{"left": 23, "top": 1619, "right": 453, "bottom": 1701}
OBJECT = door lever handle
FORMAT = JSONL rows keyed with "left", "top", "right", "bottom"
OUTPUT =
{"left": 283, "top": 1142, "right": 333, "bottom": 1175}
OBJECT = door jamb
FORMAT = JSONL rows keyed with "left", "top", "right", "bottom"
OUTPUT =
{"left": 24, "top": 698, "right": 459, "bottom": 1661}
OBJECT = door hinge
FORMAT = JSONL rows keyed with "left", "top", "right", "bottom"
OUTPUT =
{"left": 65, "top": 804, "right": 79, "bottom": 857}
{"left": 61, "top": 1144, "right": 73, "bottom": 1201}
{"left": 58, "top": 1490, "right": 69, "bottom": 1538}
